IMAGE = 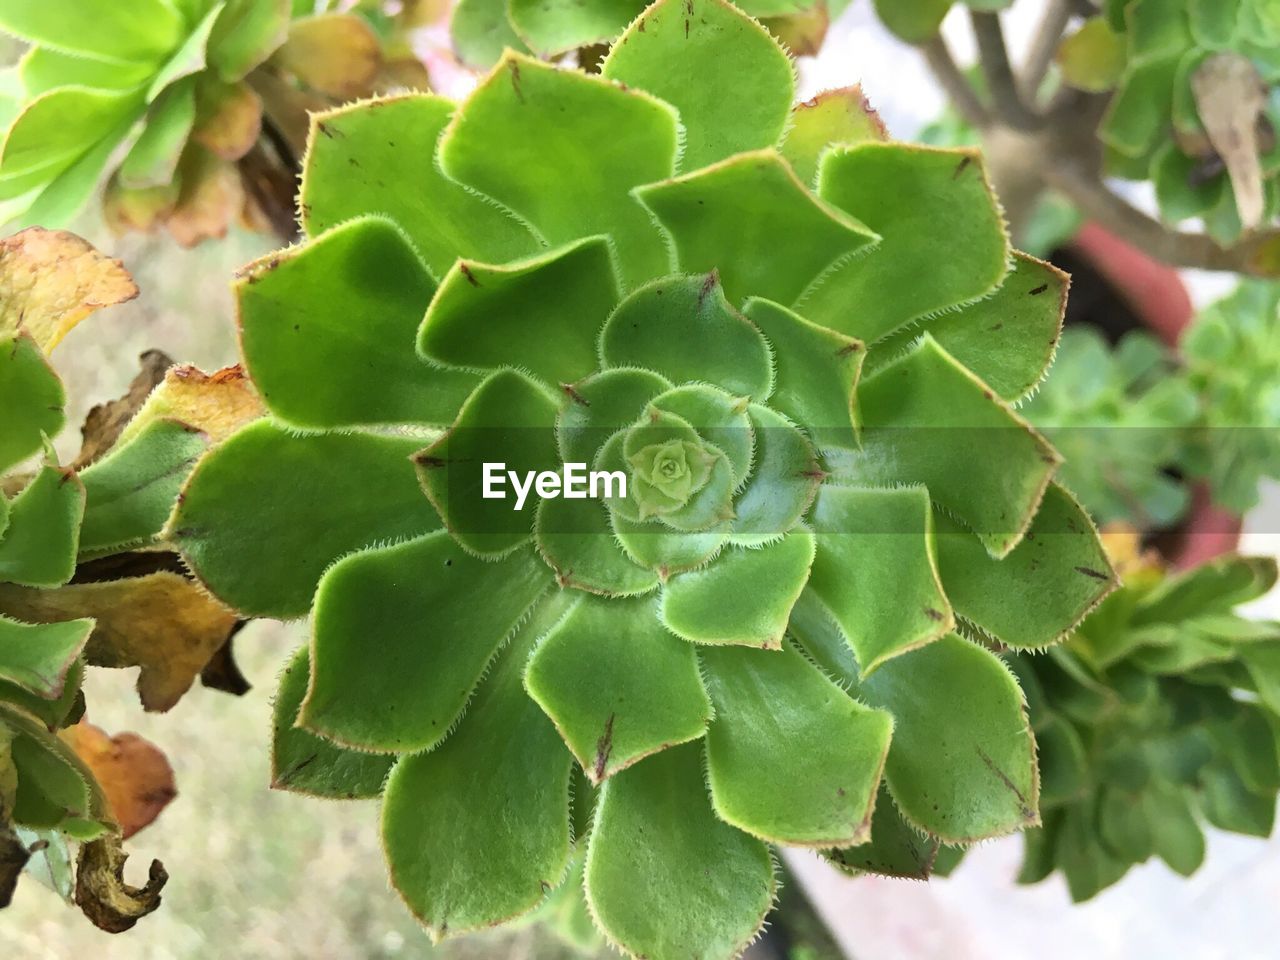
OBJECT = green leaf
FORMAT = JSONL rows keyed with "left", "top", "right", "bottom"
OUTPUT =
{"left": 556, "top": 367, "right": 672, "bottom": 467}
{"left": 509, "top": 0, "right": 645, "bottom": 59}
{"left": 170, "top": 420, "right": 439, "bottom": 618}
{"left": 802, "top": 144, "right": 1010, "bottom": 342}
{"left": 0, "top": 614, "right": 91, "bottom": 700}
{"left": 439, "top": 52, "right": 677, "bottom": 290}
{"left": 207, "top": 0, "right": 291, "bottom": 80}
{"left": 841, "top": 335, "right": 1059, "bottom": 557}
{"left": 300, "top": 95, "right": 537, "bottom": 279}
{"left": 271, "top": 645, "right": 394, "bottom": 798}
{"left": 382, "top": 593, "right": 574, "bottom": 938}
{"left": 661, "top": 531, "right": 815, "bottom": 649}
{"left": 1100, "top": 54, "right": 1179, "bottom": 158}
{"left": 0, "top": 461, "right": 83, "bottom": 587}
{"left": 585, "top": 740, "right": 774, "bottom": 959}
{"left": 742, "top": 298, "right": 863, "bottom": 450}
{"left": 610, "top": 509, "right": 728, "bottom": 577}
{"left": 781, "top": 86, "right": 887, "bottom": 188}
{"left": 148, "top": 1, "right": 226, "bottom": 97}
{"left": 600, "top": 274, "right": 773, "bottom": 401}
{"left": 808, "top": 485, "right": 952, "bottom": 674}
{"left": 78, "top": 418, "right": 207, "bottom": 556}
{"left": 238, "top": 217, "right": 474, "bottom": 430}
{"left": 2, "top": 703, "right": 102, "bottom": 830}
{"left": 934, "top": 483, "right": 1116, "bottom": 649}
{"left": 18, "top": 48, "right": 153, "bottom": 97}
{"left": 451, "top": 0, "right": 529, "bottom": 69}
{"left": 1201, "top": 765, "right": 1275, "bottom": 836}
{"left": 729, "top": 403, "right": 820, "bottom": 545}
{"left": 419, "top": 236, "right": 619, "bottom": 387}
{"left": 0, "top": 0, "right": 184, "bottom": 64}
{"left": 637, "top": 150, "right": 877, "bottom": 307}
{"left": 414, "top": 369, "right": 560, "bottom": 558}
{"left": 536, "top": 495, "right": 659, "bottom": 597}
{"left": 305, "top": 532, "right": 552, "bottom": 752}
{"left": 1136, "top": 555, "right": 1277, "bottom": 624}
{"left": 1057, "top": 17, "right": 1128, "bottom": 92}
{"left": 701, "top": 642, "right": 891, "bottom": 846}
{"left": 1188, "top": 0, "right": 1241, "bottom": 49}
{"left": 0, "top": 334, "right": 65, "bottom": 475}
{"left": 117, "top": 78, "right": 196, "bottom": 190}
{"left": 525, "top": 594, "right": 710, "bottom": 783}
{"left": 1145, "top": 783, "right": 1205, "bottom": 875}
{"left": 825, "top": 784, "right": 941, "bottom": 879}
{"left": 866, "top": 252, "right": 1067, "bottom": 403}
{"left": 857, "top": 634, "right": 1038, "bottom": 842}
{"left": 0, "top": 86, "right": 143, "bottom": 184}
{"left": 872, "top": 0, "right": 952, "bottom": 43}
{"left": 602, "top": 0, "right": 794, "bottom": 172}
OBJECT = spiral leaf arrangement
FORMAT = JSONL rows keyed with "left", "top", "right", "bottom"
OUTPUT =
{"left": 168, "top": 2, "right": 1116, "bottom": 955}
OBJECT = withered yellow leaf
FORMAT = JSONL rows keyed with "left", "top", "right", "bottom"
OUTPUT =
{"left": 74, "top": 834, "right": 166, "bottom": 933}
{"left": 0, "top": 573, "right": 238, "bottom": 713}
{"left": 118, "top": 363, "right": 263, "bottom": 448}
{"left": 0, "top": 228, "right": 138, "bottom": 353}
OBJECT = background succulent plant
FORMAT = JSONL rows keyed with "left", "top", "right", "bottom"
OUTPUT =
{"left": 167, "top": 2, "right": 1118, "bottom": 955}
{"left": 0, "top": 227, "right": 262, "bottom": 926}
{"left": 0, "top": 0, "right": 427, "bottom": 245}
{"left": 1086, "top": 0, "right": 1280, "bottom": 245}
{"left": 1022, "top": 326, "right": 1198, "bottom": 530}
{"left": 1180, "top": 280, "right": 1280, "bottom": 513}
{"left": 1011, "top": 536, "right": 1280, "bottom": 902}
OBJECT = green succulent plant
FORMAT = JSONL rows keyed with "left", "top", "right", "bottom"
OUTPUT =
{"left": 167, "top": 2, "right": 1118, "bottom": 955}
{"left": 1022, "top": 326, "right": 1198, "bottom": 530}
{"left": 0, "top": 0, "right": 421, "bottom": 243}
{"left": 450, "top": 0, "right": 851, "bottom": 68}
{"left": 1093, "top": 0, "right": 1280, "bottom": 245}
{"left": 0, "top": 0, "right": 293, "bottom": 231}
{"left": 1012, "top": 547, "right": 1280, "bottom": 902}
{"left": 1180, "top": 280, "right": 1280, "bottom": 513}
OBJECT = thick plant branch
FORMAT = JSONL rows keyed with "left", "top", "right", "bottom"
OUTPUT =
{"left": 1042, "top": 160, "right": 1280, "bottom": 273}
{"left": 921, "top": 36, "right": 991, "bottom": 129}
{"left": 1020, "top": 0, "right": 1073, "bottom": 105}
{"left": 970, "top": 11, "right": 1041, "bottom": 131}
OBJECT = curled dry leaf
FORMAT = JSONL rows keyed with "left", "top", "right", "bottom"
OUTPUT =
{"left": 0, "top": 574, "right": 239, "bottom": 713}
{"left": 274, "top": 14, "right": 383, "bottom": 99}
{"left": 1192, "top": 53, "right": 1269, "bottom": 231}
{"left": 199, "top": 626, "right": 251, "bottom": 698}
{"left": 62, "top": 722, "right": 176, "bottom": 840}
{"left": 75, "top": 351, "right": 174, "bottom": 470}
{"left": 74, "top": 834, "right": 166, "bottom": 933}
{"left": 0, "top": 228, "right": 138, "bottom": 353}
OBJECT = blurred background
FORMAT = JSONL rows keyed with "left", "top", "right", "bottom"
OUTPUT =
{"left": 2, "top": 3, "right": 1279, "bottom": 958}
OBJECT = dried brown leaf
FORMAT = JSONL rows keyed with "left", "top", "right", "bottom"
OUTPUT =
{"left": 75, "top": 350, "right": 174, "bottom": 470}
{"left": 0, "top": 228, "right": 138, "bottom": 353}
{"left": 1192, "top": 53, "right": 1268, "bottom": 230}
{"left": 193, "top": 82, "right": 264, "bottom": 162}
{"left": 62, "top": 723, "right": 176, "bottom": 840}
{"left": 165, "top": 150, "right": 243, "bottom": 249}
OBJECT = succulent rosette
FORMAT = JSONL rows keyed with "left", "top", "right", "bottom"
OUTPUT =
{"left": 169, "top": 2, "right": 1115, "bottom": 954}
{"left": 1022, "top": 327, "right": 1198, "bottom": 529}
{"left": 1012, "top": 546, "right": 1280, "bottom": 902}
{"left": 1181, "top": 280, "right": 1280, "bottom": 512}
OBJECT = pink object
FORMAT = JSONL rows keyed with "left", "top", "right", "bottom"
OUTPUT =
{"left": 1069, "top": 223, "right": 1241, "bottom": 566}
